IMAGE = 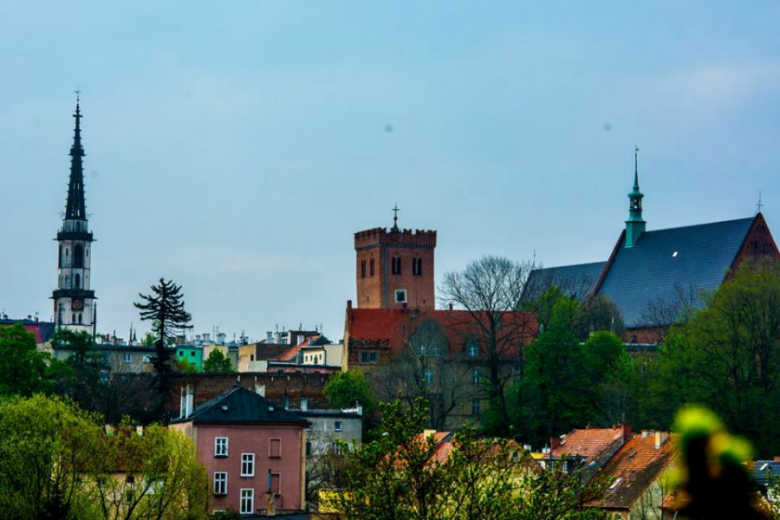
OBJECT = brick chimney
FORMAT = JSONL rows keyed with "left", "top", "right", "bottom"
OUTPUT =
{"left": 621, "top": 423, "right": 632, "bottom": 441}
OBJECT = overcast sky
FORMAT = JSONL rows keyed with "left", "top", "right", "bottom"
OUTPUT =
{"left": 1, "top": 1, "right": 779, "bottom": 341}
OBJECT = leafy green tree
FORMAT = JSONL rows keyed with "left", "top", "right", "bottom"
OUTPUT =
{"left": 203, "top": 349, "right": 233, "bottom": 374}
{"left": 134, "top": 278, "right": 193, "bottom": 418}
{"left": 0, "top": 324, "right": 55, "bottom": 396}
{"left": 324, "top": 370, "right": 376, "bottom": 416}
{"left": 330, "top": 398, "right": 605, "bottom": 519}
{"left": 571, "top": 294, "right": 625, "bottom": 341}
{"left": 648, "top": 259, "right": 780, "bottom": 456}
{"left": 91, "top": 420, "right": 208, "bottom": 520}
{"left": 520, "top": 300, "right": 593, "bottom": 446}
{"left": 0, "top": 394, "right": 103, "bottom": 519}
{"left": 52, "top": 329, "right": 107, "bottom": 411}
{"left": 174, "top": 357, "right": 198, "bottom": 374}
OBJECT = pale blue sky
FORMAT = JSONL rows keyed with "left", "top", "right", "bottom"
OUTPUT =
{"left": 1, "top": 1, "right": 779, "bottom": 341}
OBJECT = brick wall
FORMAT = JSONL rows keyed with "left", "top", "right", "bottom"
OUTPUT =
{"left": 355, "top": 227, "right": 436, "bottom": 310}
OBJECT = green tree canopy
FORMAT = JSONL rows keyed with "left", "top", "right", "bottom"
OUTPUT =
{"left": 0, "top": 394, "right": 208, "bottom": 520}
{"left": 329, "top": 398, "right": 606, "bottom": 520}
{"left": 649, "top": 259, "right": 780, "bottom": 456}
{"left": 203, "top": 349, "right": 233, "bottom": 374}
{"left": 0, "top": 324, "right": 55, "bottom": 396}
{"left": 324, "top": 370, "right": 376, "bottom": 416}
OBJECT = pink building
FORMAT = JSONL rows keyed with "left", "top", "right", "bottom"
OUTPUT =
{"left": 170, "top": 386, "right": 310, "bottom": 515}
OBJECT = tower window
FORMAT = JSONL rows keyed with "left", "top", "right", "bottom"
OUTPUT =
{"left": 74, "top": 244, "right": 84, "bottom": 269}
{"left": 392, "top": 257, "right": 402, "bottom": 275}
{"left": 412, "top": 258, "right": 422, "bottom": 276}
{"left": 361, "top": 259, "right": 366, "bottom": 278}
{"left": 74, "top": 274, "right": 81, "bottom": 289}
{"left": 370, "top": 257, "right": 375, "bottom": 277}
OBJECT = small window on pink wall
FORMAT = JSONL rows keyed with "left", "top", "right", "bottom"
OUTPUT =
{"left": 269, "top": 438, "right": 281, "bottom": 458}
{"left": 271, "top": 473, "right": 281, "bottom": 496}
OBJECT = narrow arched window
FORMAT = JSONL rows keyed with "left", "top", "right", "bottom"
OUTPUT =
{"left": 74, "top": 273, "right": 81, "bottom": 289}
{"left": 59, "top": 245, "right": 64, "bottom": 268}
{"left": 73, "top": 244, "right": 84, "bottom": 268}
{"left": 361, "top": 260, "right": 366, "bottom": 278}
{"left": 370, "top": 257, "right": 375, "bottom": 277}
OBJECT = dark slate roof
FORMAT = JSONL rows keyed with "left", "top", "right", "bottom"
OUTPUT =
{"left": 523, "top": 261, "right": 607, "bottom": 301}
{"left": 597, "top": 217, "right": 754, "bottom": 328}
{"left": 170, "top": 386, "right": 309, "bottom": 426}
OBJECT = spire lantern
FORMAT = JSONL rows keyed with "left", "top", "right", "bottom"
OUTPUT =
{"left": 625, "top": 146, "right": 646, "bottom": 248}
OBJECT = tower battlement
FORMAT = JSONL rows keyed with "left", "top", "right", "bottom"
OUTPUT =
{"left": 354, "top": 227, "right": 437, "bottom": 250}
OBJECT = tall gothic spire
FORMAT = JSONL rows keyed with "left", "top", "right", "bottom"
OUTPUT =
{"left": 625, "top": 146, "right": 646, "bottom": 248}
{"left": 65, "top": 92, "right": 86, "bottom": 220}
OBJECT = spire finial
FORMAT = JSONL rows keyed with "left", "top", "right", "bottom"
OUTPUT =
{"left": 633, "top": 145, "right": 640, "bottom": 189}
{"left": 757, "top": 190, "right": 764, "bottom": 215}
{"left": 392, "top": 203, "right": 400, "bottom": 232}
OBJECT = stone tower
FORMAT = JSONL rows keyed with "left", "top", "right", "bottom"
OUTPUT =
{"left": 52, "top": 96, "right": 96, "bottom": 333}
{"left": 354, "top": 208, "right": 437, "bottom": 310}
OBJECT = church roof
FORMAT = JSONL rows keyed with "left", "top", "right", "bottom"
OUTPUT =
{"left": 525, "top": 215, "right": 765, "bottom": 329}
{"left": 524, "top": 261, "right": 606, "bottom": 301}
{"left": 598, "top": 217, "right": 755, "bottom": 327}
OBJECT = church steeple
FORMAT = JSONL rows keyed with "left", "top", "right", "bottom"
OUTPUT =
{"left": 65, "top": 93, "right": 87, "bottom": 220}
{"left": 52, "top": 93, "right": 96, "bottom": 333}
{"left": 625, "top": 146, "right": 646, "bottom": 248}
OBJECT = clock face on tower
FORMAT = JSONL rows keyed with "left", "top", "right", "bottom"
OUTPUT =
{"left": 72, "top": 299, "right": 84, "bottom": 311}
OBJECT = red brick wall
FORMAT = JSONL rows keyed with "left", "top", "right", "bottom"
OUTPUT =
{"left": 355, "top": 227, "right": 436, "bottom": 310}
{"left": 731, "top": 213, "right": 780, "bottom": 274}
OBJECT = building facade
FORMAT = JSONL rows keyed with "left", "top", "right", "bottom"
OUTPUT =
{"left": 170, "top": 386, "right": 309, "bottom": 515}
{"left": 52, "top": 97, "right": 96, "bottom": 333}
{"left": 354, "top": 211, "right": 436, "bottom": 310}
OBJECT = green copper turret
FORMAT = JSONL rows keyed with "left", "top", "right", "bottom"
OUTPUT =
{"left": 625, "top": 147, "right": 646, "bottom": 248}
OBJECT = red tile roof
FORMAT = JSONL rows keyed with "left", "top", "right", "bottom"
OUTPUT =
{"left": 551, "top": 426, "right": 629, "bottom": 463}
{"left": 345, "top": 307, "right": 536, "bottom": 358}
{"left": 587, "top": 432, "right": 677, "bottom": 510}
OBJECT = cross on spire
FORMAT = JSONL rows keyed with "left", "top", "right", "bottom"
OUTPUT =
{"left": 392, "top": 204, "right": 400, "bottom": 232}
{"left": 757, "top": 191, "right": 764, "bottom": 214}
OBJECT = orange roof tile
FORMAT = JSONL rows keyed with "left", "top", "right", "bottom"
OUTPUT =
{"left": 551, "top": 426, "right": 627, "bottom": 463}
{"left": 588, "top": 432, "right": 677, "bottom": 510}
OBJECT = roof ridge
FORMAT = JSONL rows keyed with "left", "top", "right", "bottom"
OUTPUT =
{"left": 643, "top": 215, "right": 755, "bottom": 235}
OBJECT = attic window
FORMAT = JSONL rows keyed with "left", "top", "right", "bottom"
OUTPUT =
{"left": 672, "top": 251, "right": 678, "bottom": 258}
{"left": 221, "top": 405, "right": 229, "bottom": 412}
{"left": 609, "top": 477, "right": 623, "bottom": 489}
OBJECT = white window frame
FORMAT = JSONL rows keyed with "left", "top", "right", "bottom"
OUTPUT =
{"left": 240, "top": 488, "right": 254, "bottom": 514}
{"left": 241, "top": 453, "right": 255, "bottom": 477}
{"left": 395, "top": 289, "right": 407, "bottom": 303}
{"left": 213, "top": 472, "right": 227, "bottom": 495}
{"left": 215, "top": 437, "right": 228, "bottom": 457}
{"left": 123, "top": 353, "right": 132, "bottom": 363}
